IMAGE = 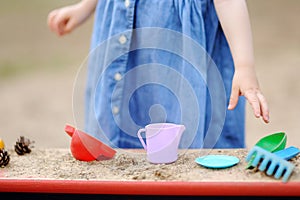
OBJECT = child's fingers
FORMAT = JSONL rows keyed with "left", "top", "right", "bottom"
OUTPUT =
{"left": 47, "top": 10, "right": 59, "bottom": 33}
{"left": 244, "top": 90, "right": 261, "bottom": 118}
{"left": 228, "top": 86, "right": 239, "bottom": 110}
{"left": 48, "top": 10, "right": 65, "bottom": 36}
{"left": 53, "top": 11, "right": 70, "bottom": 36}
{"left": 64, "top": 17, "right": 77, "bottom": 34}
{"left": 257, "top": 92, "right": 270, "bottom": 123}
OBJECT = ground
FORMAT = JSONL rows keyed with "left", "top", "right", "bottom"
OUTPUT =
{"left": 0, "top": 0, "right": 300, "bottom": 150}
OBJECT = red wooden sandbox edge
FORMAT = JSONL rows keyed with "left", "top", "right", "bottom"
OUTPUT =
{"left": 0, "top": 179, "right": 300, "bottom": 196}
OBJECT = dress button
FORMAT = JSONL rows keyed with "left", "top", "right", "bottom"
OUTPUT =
{"left": 119, "top": 35, "right": 127, "bottom": 44}
{"left": 124, "top": 0, "right": 130, "bottom": 8}
{"left": 112, "top": 106, "right": 120, "bottom": 115}
{"left": 114, "top": 73, "right": 122, "bottom": 81}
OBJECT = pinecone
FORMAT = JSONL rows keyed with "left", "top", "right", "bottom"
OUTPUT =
{"left": 0, "top": 149, "right": 10, "bottom": 167}
{"left": 14, "top": 136, "right": 34, "bottom": 155}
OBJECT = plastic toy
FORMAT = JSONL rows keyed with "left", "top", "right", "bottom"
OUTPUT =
{"left": 65, "top": 124, "right": 116, "bottom": 162}
{"left": 246, "top": 132, "right": 287, "bottom": 169}
{"left": 246, "top": 146, "right": 299, "bottom": 182}
{"left": 137, "top": 123, "right": 185, "bottom": 164}
{"left": 195, "top": 155, "right": 239, "bottom": 169}
{"left": 0, "top": 138, "right": 5, "bottom": 150}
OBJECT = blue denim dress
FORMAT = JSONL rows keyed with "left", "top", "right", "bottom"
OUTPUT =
{"left": 83, "top": 0, "right": 246, "bottom": 149}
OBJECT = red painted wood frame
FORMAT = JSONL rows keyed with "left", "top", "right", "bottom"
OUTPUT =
{"left": 0, "top": 179, "right": 300, "bottom": 196}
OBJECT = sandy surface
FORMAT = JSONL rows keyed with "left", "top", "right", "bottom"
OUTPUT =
{"left": 1, "top": 148, "right": 300, "bottom": 182}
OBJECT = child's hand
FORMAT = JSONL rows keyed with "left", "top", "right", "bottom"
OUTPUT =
{"left": 47, "top": 1, "right": 96, "bottom": 36}
{"left": 228, "top": 67, "right": 270, "bottom": 123}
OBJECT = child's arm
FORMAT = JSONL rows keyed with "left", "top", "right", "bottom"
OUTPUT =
{"left": 214, "top": 0, "right": 270, "bottom": 123}
{"left": 47, "top": 0, "right": 98, "bottom": 36}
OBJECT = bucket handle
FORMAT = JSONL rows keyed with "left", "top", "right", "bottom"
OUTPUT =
{"left": 137, "top": 128, "right": 147, "bottom": 150}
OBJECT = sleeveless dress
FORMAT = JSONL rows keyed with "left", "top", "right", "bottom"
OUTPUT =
{"left": 83, "top": 0, "right": 246, "bottom": 149}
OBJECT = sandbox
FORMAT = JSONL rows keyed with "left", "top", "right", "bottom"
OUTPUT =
{"left": 0, "top": 148, "right": 300, "bottom": 196}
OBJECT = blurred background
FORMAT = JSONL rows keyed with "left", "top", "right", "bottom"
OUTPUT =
{"left": 0, "top": 0, "right": 299, "bottom": 149}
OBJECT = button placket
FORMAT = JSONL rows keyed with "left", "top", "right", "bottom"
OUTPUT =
{"left": 111, "top": 1, "right": 135, "bottom": 118}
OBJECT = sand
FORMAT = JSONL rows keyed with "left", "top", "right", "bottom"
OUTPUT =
{"left": 1, "top": 148, "right": 300, "bottom": 182}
